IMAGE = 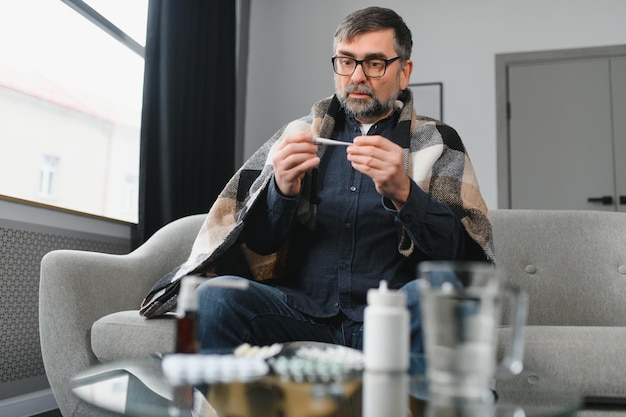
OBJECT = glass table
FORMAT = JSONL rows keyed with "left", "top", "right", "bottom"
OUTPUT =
{"left": 71, "top": 345, "right": 583, "bottom": 417}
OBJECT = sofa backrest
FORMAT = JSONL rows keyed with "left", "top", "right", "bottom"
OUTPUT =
{"left": 490, "top": 209, "right": 626, "bottom": 326}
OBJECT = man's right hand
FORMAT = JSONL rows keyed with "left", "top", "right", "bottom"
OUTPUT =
{"left": 272, "top": 132, "right": 320, "bottom": 197}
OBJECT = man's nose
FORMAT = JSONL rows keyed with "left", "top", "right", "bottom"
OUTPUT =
{"left": 350, "top": 63, "right": 368, "bottom": 83}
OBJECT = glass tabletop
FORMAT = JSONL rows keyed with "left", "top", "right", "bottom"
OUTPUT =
{"left": 71, "top": 345, "right": 582, "bottom": 417}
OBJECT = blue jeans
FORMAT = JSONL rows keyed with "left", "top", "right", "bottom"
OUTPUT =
{"left": 196, "top": 276, "right": 424, "bottom": 362}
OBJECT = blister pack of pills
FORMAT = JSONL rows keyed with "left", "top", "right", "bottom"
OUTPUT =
{"left": 161, "top": 341, "right": 364, "bottom": 386}
{"left": 162, "top": 354, "right": 269, "bottom": 385}
{"left": 268, "top": 342, "right": 364, "bottom": 383}
{"left": 233, "top": 342, "right": 283, "bottom": 360}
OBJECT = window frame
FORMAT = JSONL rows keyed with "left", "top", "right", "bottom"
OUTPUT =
{"left": 61, "top": 0, "right": 145, "bottom": 58}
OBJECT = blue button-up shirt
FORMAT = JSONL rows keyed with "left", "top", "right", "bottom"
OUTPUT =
{"left": 244, "top": 109, "right": 476, "bottom": 321}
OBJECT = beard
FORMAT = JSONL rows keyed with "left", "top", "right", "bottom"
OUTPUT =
{"left": 336, "top": 82, "right": 400, "bottom": 123}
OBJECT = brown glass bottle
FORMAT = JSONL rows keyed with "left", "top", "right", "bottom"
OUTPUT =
{"left": 175, "top": 310, "right": 199, "bottom": 354}
{"left": 175, "top": 276, "right": 200, "bottom": 354}
{"left": 170, "top": 277, "right": 200, "bottom": 414}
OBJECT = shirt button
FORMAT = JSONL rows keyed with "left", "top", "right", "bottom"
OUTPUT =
{"left": 345, "top": 223, "right": 351, "bottom": 229}
{"left": 334, "top": 302, "right": 339, "bottom": 307}
{"left": 350, "top": 186, "right": 357, "bottom": 192}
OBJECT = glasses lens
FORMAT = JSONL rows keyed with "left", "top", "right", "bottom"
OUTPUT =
{"left": 364, "top": 59, "right": 385, "bottom": 77}
{"left": 334, "top": 57, "right": 356, "bottom": 76}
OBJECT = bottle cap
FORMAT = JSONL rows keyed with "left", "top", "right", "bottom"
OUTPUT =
{"left": 176, "top": 276, "right": 200, "bottom": 315}
{"left": 366, "top": 280, "right": 407, "bottom": 307}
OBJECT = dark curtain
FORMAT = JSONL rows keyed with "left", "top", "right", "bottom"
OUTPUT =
{"left": 133, "top": 0, "right": 236, "bottom": 248}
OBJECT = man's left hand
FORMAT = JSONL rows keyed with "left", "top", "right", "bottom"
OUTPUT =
{"left": 347, "top": 135, "right": 411, "bottom": 210}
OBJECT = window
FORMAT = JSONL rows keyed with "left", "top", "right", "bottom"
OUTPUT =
{"left": 0, "top": 0, "right": 148, "bottom": 223}
{"left": 39, "top": 155, "right": 60, "bottom": 199}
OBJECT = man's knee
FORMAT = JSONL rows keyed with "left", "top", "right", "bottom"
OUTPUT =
{"left": 196, "top": 277, "right": 248, "bottom": 320}
{"left": 400, "top": 279, "right": 421, "bottom": 309}
{"left": 196, "top": 276, "right": 277, "bottom": 322}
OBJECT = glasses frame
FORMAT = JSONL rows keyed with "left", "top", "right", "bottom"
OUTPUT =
{"left": 331, "top": 56, "right": 401, "bottom": 78}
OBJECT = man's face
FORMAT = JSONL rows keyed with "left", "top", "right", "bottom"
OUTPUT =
{"left": 334, "top": 29, "right": 412, "bottom": 124}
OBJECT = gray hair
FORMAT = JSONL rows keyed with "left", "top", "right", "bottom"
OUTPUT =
{"left": 333, "top": 7, "right": 413, "bottom": 61}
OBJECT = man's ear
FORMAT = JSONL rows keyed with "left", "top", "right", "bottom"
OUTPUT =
{"left": 400, "top": 59, "right": 413, "bottom": 90}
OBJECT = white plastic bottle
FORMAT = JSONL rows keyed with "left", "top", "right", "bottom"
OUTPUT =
{"left": 363, "top": 280, "right": 410, "bottom": 372}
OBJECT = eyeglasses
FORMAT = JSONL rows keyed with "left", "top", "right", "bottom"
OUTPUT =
{"left": 331, "top": 56, "right": 401, "bottom": 78}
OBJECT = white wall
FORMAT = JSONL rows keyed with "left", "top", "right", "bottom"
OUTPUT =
{"left": 245, "top": 0, "right": 626, "bottom": 208}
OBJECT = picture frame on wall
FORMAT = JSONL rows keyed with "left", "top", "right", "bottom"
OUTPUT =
{"left": 408, "top": 82, "right": 443, "bottom": 121}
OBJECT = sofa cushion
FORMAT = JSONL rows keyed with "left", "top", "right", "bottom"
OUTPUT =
{"left": 490, "top": 209, "right": 626, "bottom": 326}
{"left": 92, "top": 310, "right": 176, "bottom": 362}
{"left": 497, "top": 325, "right": 626, "bottom": 407}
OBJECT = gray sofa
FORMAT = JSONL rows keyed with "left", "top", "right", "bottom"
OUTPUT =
{"left": 493, "top": 209, "right": 626, "bottom": 415}
{"left": 39, "top": 209, "right": 626, "bottom": 416}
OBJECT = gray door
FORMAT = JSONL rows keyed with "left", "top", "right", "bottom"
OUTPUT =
{"left": 508, "top": 57, "right": 619, "bottom": 211}
{"left": 611, "top": 56, "right": 626, "bottom": 213}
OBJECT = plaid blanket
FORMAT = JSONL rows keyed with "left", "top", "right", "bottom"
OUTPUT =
{"left": 139, "top": 90, "right": 494, "bottom": 317}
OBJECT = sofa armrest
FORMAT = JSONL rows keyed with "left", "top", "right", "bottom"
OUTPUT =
{"left": 39, "top": 213, "right": 205, "bottom": 417}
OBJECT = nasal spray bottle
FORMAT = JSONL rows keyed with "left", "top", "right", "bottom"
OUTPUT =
{"left": 363, "top": 280, "right": 410, "bottom": 417}
{"left": 175, "top": 275, "right": 202, "bottom": 354}
{"left": 169, "top": 275, "right": 203, "bottom": 416}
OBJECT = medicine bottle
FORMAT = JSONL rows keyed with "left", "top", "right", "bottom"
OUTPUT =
{"left": 175, "top": 276, "right": 200, "bottom": 354}
{"left": 363, "top": 280, "right": 409, "bottom": 372}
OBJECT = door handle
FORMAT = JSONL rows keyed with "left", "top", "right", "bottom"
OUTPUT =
{"left": 587, "top": 196, "right": 614, "bottom": 205}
